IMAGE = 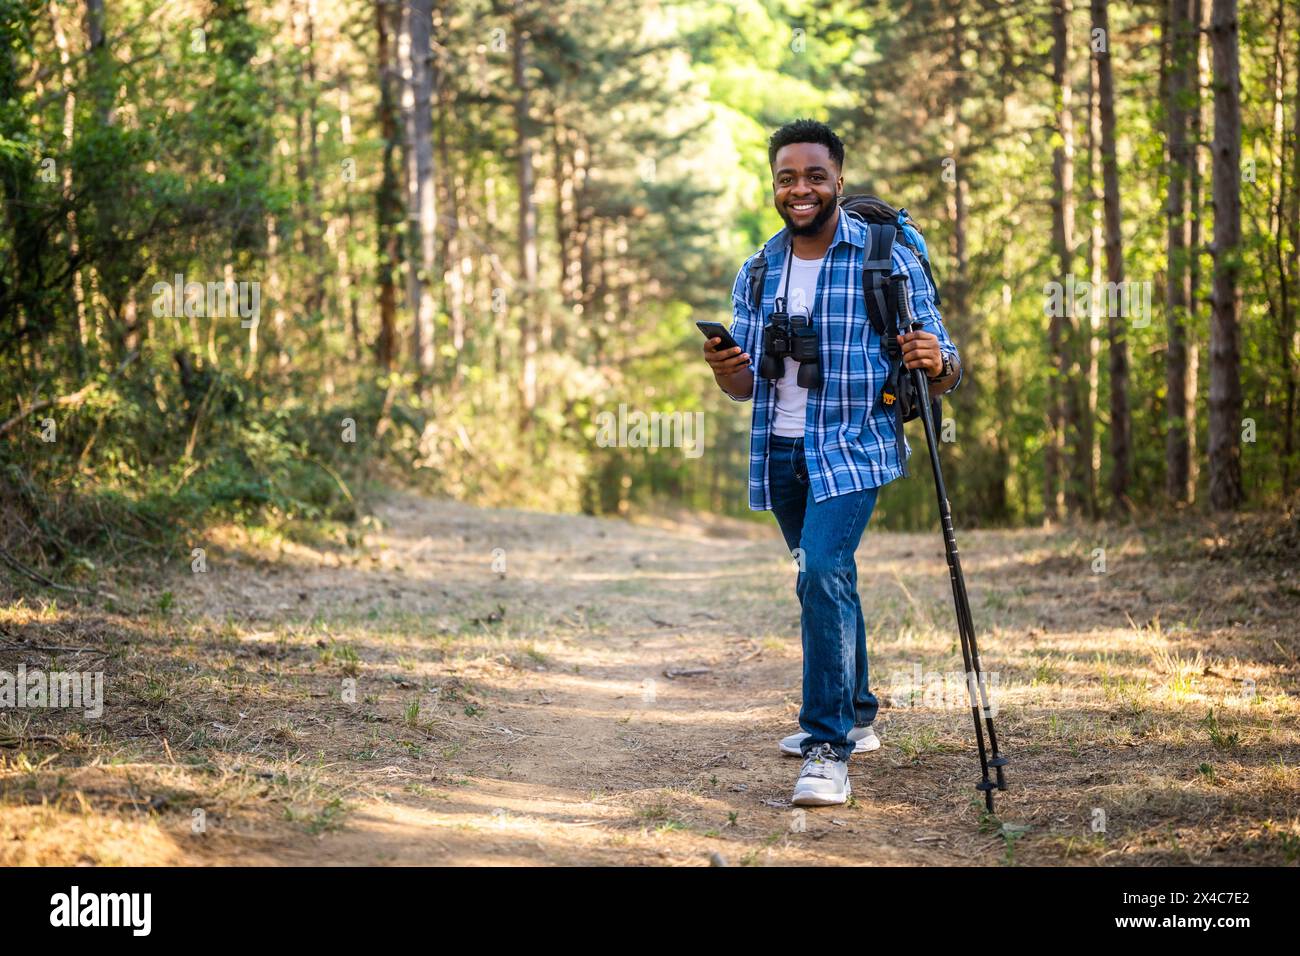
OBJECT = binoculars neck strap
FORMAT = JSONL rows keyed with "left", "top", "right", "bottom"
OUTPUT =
{"left": 776, "top": 244, "right": 793, "bottom": 313}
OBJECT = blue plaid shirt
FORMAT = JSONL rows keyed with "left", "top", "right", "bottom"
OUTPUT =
{"left": 725, "top": 209, "right": 962, "bottom": 511}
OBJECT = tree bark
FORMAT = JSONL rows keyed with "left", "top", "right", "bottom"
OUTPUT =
{"left": 512, "top": 4, "right": 539, "bottom": 418}
{"left": 336, "top": 48, "right": 362, "bottom": 364}
{"left": 1050, "top": 0, "right": 1087, "bottom": 519}
{"left": 47, "top": 0, "right": 87, "bottom": 371}
{"left": 1287, "top": 4, "right": 1300, "bottom": 495}
{"left": 1207, "top": 0, "right": 1244, "bottom": 509}
{"left": 1092, "top": 0, "right": 1131, "bottom": 512}
{"left": 1263, "top": 0, "right": 1293, "bottom": 498}
{"left": 1188, "top": 0, "right": 1207, "bottom": 498}
{"left": 1084, "top": 30, "right": 1103, "bottom": 516}
{"left": 403, "top": 0, "right": 437, "bottom": 389}
{"left": 297, "top": 0, "right": 324, "bottom": 322}
{"left": 946, "top": 11, "right": 970, "bottom": 336}
{"left": 943, "top": 7, "right": 978, "bottom": 516}
{"left": 1165, "top": 0, "right": 1197, "bottom": 504}
{"left": 1267, "top": 0, "right": 1297, "bottom": 498}
{"left": 553, "top": 115, "right": 576, "bottom": 352}
{"left": 81, "top": 0, "right": 112, "bottom": 358}
{"left": 375, "top": 0, "right": 403, "bottom": 371}
{"left": 432, "top": 8, "right": 464, "bottom": 383}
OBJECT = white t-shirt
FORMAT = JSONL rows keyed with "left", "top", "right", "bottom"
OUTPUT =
{"left": 771, "top": 253, "right": 824, "bottom": 437}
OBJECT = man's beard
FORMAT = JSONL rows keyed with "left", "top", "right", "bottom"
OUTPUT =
{"left": 780, "top": 190, "right": 839, "bottom": 236}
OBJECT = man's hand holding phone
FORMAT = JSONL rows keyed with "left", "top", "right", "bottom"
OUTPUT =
{"left": 702, "top": 338, "right": 749, "bottom": 376}
{"left": 699, "top": 321, "right": 753, "bottom": 400}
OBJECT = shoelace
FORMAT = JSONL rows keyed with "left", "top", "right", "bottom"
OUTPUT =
{"left": 800, "top": 743, "right": 840, "bottom": 779}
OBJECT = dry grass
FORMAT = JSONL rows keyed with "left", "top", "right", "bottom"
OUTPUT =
{"left": 0, "top": 492, "right": 1296, "bottom": 866}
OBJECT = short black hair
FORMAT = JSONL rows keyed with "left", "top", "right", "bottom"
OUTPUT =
{"left": 768, "top": 119, "right": 845, "bottom": 171}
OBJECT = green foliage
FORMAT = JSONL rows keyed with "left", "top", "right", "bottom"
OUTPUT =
{"left": 1, "top": 0, "right": 1295, "bottom": 574}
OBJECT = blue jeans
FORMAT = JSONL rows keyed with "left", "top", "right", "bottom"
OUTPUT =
{"left": 768, "top": 432, "right": 880, "bottom": 762}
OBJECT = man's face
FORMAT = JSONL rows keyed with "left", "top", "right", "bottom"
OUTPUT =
{"left": 772, "top": 142, "right": 842, "bottom": 236}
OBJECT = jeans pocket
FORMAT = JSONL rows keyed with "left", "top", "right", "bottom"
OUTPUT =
{"left": 791, "top": 441, "right": 808, "bottom": 485}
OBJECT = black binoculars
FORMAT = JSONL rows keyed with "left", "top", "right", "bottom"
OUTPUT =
{"left": 759, "top": 297, "right": 821, "bottom": 388}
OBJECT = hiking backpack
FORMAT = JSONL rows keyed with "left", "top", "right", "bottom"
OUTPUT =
{"left": 744, "top": 195, "right": 944, "bottom": 476}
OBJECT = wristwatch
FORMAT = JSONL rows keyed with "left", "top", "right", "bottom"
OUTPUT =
{"left": 928, "top": 352, "right": 955, "bottom": 382}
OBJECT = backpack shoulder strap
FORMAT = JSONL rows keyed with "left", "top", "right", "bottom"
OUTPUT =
{"left": 860, "top": 222, "right": 896, "bottom": 336}
{"left": 747, "top": 247, "right": 770, "bottom": 315}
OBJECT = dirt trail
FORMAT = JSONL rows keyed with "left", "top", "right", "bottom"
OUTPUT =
{"left": 2, "top": 491, "right": 1297, "bottom": 866}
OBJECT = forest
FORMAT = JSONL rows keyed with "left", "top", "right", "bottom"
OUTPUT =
{"left": 0, "top": 0, "right": 1298, "bottom": 873}
{"left": 2, "top": 0, "right": 1296, "bottom": 550}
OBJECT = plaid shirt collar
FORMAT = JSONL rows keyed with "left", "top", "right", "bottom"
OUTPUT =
{"left": 759, "top": 205, "right": 865, "bottom": 269}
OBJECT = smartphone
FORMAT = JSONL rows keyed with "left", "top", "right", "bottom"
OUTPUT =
{"left": 696, "top": 321, "right": 742, "bottom": 354}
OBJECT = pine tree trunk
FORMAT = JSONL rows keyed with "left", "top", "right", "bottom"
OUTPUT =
{"left": 337, "top": 60, "right": 362, "bottom": 364}
{"left": 512, "top": 6, "right": 538, "bottom": 418}
{"left": 432, "top": 14, "right": 464, "bottom": 384}
{"left": 403, "top": 0, "right": 437, "bottom": 389}
{"left": 1092, "top": 0, "right": 1131, "bottom": 512}
{"left": 375, "top": 0, "right": 402, "bottom": 371}
{"left": 553, "top": 116, "right": 576, "bottom": 352}
{"left": 575, "top": 131, "right": 594, "bottom": 322}
{"left": 304, "top": 0, "right": 324, "bottom": 321}
{"left": 1084, "top": 35, "right": 1103, "bottom": 516}
{"left": 943, "top": 7, "right": 977, "bottom": 515}
{"left": 1286, "top": 5, "right": 1300, "bottom": 495}
{"left": 1266, "top": 0, "right": 1291, "bottom": 497}
{"left": 1165, "top": 0, "right": 1197, "bottom": 504}
{"left": 1207, "top": 0, "right": 1245, "bottom": 509}
{"left": 947, "top": 13, "right": 970, "bottom": 336}
{"left": 1050, "top": 0, "right": 1084, "bottom": 519}
{"left": 82, "top": 0, "right": 113, "bottom": 361}
{"left": 1188, "top": 0, "right": 1207, "bottom": 499}
{"left": 48, "top": 0, "right": 87, "bottom": 372}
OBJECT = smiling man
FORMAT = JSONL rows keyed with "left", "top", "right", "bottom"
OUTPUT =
{"left": 701, "top": 119, "right": 962, "bottom": 807}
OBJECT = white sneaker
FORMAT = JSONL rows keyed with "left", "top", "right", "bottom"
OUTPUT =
{"left": 779, "top": 724, "right": 879, "bottom": 757}
{"left": 791, "top": 743, "right": 850, "bottom": 806}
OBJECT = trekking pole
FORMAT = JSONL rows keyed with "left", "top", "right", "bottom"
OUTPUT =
{"left": 905, "top": 320, "right": 1009, "bottom": 813}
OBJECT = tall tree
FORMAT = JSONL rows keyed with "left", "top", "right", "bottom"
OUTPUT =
{"left": 1046, "top": 0, "right": 1073, "bottom": 522}
{"left": 403, "top": 0, "right": 437, "bottom": 389}
{"left": 511, "top": 1, "right": 539, "bottom": 419}
{"left": 375, "top": 0, "right": 403, "bottom": 370}
{"left": 431, "top": 3, "right": 465, "bottom": 384}
{"left": 1268, "top": 0, "right": 1298, "bottom": 497}
{"left": 1189, "top": 0, "right": 1208, "bottom": 499}
{"left": 47, "top": 0, "right": 87, "bottom": 370}
{"left": 945, "top": 8, "right": 971, "bottom": 354}
{"left": 0, "top": 1, "right": 43, "bottom": 342}
{"left": 1208, "top": 0, "right": 1245, "bottom": 509}
{"left": 1165, "top": 0, "right": 1199, "bottom": 504}
{"left": 1084, "top": 22, "right": 1103, "bottom": 515}
{"left": 1287, "top": 1, "right": 1300, "bottom": 494}
{"left": 1092, "top": 0, "right": 1131, "bottom": 512}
